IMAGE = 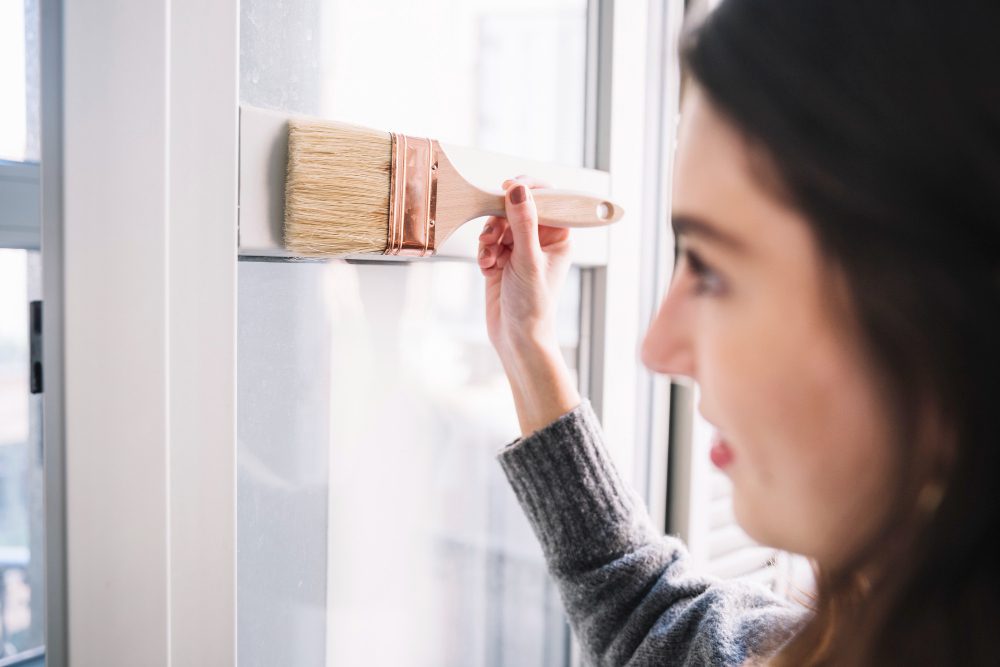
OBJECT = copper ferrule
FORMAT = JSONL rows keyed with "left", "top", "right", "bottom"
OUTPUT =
{"left": 385, "top": 132, "right": 439, "bottom": 256}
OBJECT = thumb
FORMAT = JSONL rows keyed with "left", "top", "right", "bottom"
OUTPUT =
{"left": 505, "top": 184, "right": 540, "bottom": 253}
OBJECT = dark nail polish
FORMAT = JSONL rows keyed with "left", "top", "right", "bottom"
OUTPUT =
{"left": 511, "top": 185, "right": 526, "bottom": 205}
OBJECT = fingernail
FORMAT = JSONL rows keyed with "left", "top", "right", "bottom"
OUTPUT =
{"left": 481, "top": 223, "right": 493, "bottom": 236}
{"left": 510, "top": 185, "right": 526, "bottom": 205}
{"left": 479, "top": 247, "right": 489, "bottom": 259}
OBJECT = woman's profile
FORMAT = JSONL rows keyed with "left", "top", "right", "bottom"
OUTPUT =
{"left": 476, "top": 0, "right": 999, "bottom": 664}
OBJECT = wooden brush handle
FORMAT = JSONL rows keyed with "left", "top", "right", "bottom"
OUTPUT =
{"left": 479, "top": 189, "right": 625, "bottom": 228}
{"left": 531, "top": 189, "right": 625, "bottom": 228}
{"left": 433, "top": 146, "right": 626, "bottom": 241}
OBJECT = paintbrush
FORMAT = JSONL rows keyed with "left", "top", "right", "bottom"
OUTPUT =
{"left": 284, "top": 118, "right": 625, "bottom": 257}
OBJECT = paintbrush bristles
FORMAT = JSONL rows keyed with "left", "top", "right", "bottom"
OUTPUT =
{"left": 284, "top": 119, "right": 391, "bottom": 256}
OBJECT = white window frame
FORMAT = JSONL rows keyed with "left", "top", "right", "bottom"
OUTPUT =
{"left": 54, "top": 0, "right": 682, "bottom": 665}
{"left": 0, "top": 2, "right": 51, "bottom": 665}
{"left": 632, "top": 0, "right": 686, "bottom": 527}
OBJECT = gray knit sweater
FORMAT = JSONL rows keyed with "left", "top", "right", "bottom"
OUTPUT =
{"left": 497, "top": 398, "right": 808, "bottom": 667}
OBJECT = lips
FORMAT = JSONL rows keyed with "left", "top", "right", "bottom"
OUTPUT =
{"left": 710, "top": 432, "right": 734, "bottom": 468}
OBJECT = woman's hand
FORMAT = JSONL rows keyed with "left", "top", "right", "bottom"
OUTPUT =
{"left": 477, "top": 175, "right": 581, "bottom": 436}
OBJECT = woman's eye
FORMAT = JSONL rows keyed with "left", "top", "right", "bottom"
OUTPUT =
{"left": 682, "top": 248, "right": 725, "bottom": 296}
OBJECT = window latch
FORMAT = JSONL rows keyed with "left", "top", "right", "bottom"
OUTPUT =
{"left": 30, "top": 300, "right": 42, "bottom": 394}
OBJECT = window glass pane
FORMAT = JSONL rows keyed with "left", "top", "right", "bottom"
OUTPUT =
{"left": 239, "top": 2, "right": 590, "bottom": 663}
{"left": 238, "top": 260, "right": 581, "bottom": 666}
{"left": 0, "top": 248, "right": 44, "bottom": 659}
{"left": 241, "top": 0, "right": 588, "bottom": 167}
{"left": 0, "top": 0, "right": 40, "bottom": 163}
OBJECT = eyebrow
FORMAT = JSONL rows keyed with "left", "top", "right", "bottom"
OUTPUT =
{"left": 671, "top": 213, "right": 747, "bottom": 253}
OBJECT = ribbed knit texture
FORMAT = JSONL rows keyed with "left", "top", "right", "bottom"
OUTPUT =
{"left": 497, "top": 398, "right": 807, "bottom": 667}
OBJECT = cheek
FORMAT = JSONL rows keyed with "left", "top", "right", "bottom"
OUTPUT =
{"left": 701, "top": 304, "right": 821, "bottom": 481}
{"left": 699, "top": 306, "right": 893, "bottom": 557}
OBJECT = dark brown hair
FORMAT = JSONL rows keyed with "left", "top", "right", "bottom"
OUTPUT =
{"left": 681, "top": 1, "right": 1000, "bottom": 664}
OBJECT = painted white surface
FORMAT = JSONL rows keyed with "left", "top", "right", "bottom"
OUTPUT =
{"left": 167, "top": 0, "right": 238, "bottom": 663}
{"left": 593, "top": 0, "right": 651, "bottom": 487}
{"left": 639, "top": 0, "right": 686, "bottom": 525}
{"left": 65, "top": 0, "right": 171, "bottom": 660}
{"left": 64, "top": 0, "right": 237, "bottom": 664}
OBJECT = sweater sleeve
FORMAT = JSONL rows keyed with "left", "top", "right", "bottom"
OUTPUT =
{"left": 496, "top": 398, "right": 807, "bottom": 667}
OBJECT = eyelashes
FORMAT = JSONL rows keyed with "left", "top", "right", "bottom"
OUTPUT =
{"left": 681, "top": 248, "right": 726, "bottom": 296}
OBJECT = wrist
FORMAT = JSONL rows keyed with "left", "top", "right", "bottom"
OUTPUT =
{"left": 501, "top": 335, "right": 563, "bottom": 384}
{"left": 501, "top": 343, "right": 581, "bottom": 438}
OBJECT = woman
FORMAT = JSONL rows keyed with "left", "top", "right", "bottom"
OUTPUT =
{"left": 475, "top": 1, "right": 999, "bottom": 665}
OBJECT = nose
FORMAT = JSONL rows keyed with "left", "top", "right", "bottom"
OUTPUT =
{"left": 640, "top": 280, "right": 696, "bottom": 381}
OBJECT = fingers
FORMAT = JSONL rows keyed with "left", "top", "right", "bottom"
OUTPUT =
{"left": 503, "top": 182, "right": 540, "bottom": 251}
{"left": 478, "top": 224, "right": 496, "bottom": 270}
{"left": 500, "top": 225, "right": 513, "bottom": 246}
{"left": 478, "top": 240, "right": 512, "bottom": 272}
{"left": 538, "top": 224, "right": 570, "bottom": 248}
{"left": 493, "top": 244, "right": 512, "bottom": 270}
{"left": 478, "top": 216, "right": 510, "bottom": 246}
{"left": 478, "top": 216, "right": 500, "bottom": 244}
{"left": 478, "top": 216, "right": 510, "bottom": 271}
{"left": 503, "top": 175, "right": 564, "bottom": 244}
{"left": 479, "top": 175, "right": 557, "bottom": 275}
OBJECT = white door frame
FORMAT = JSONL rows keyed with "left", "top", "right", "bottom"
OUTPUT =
{"left": 61, "top": 0, "right": 238, "bottom": 663}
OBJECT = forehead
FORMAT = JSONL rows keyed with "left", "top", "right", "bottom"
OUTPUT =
{"left": 673, "top": 90, "right": 762, "bottom": 223}
{"left": 671, "top": 88, "right": 811, "bottom": 258}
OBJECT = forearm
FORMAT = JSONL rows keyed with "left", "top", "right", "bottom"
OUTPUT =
{"left": 497, "top": 399, "right": 806, "bottom": 666}
{"left": 501, "top": 339, "right": 582, "bottom": 437}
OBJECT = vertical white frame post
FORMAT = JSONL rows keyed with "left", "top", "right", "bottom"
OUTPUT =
{"left": 168, "top": 0, "right": 239, "bottom": 663}
{"left": 40, "top": 0, "right": 66, "bottom": 663}
{"left": 62, "top": 0, "right": 238, "bottom": 665}
{"left": 636, "top": 0, "right": 686, "bottom": 527}
{"left": 588, "top": 0, "right": 651, "bottom": 488}
{"left": 588, "top": 0, "right": 685, "bottom": 518}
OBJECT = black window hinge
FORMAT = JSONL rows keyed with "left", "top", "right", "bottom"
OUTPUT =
{"left": 30, "top": 300, "right": 42, "bottom": 394}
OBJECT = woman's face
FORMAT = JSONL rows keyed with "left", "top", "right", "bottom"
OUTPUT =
{"left": 641, "top": 88, "right": 895, "bottom": 567}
